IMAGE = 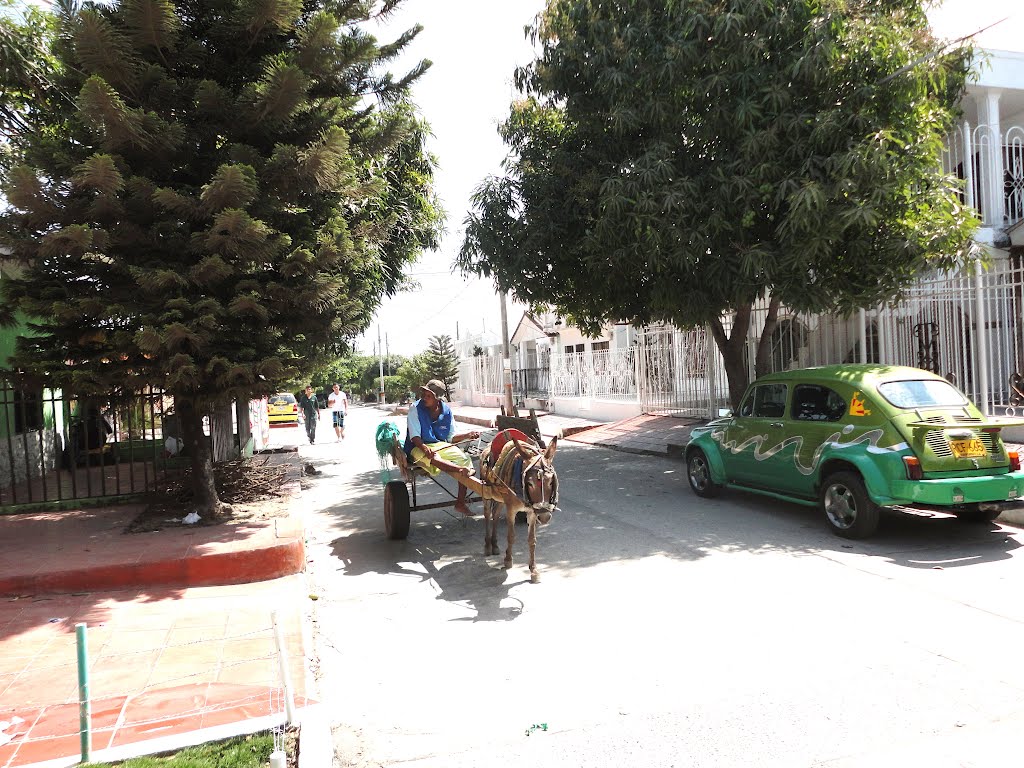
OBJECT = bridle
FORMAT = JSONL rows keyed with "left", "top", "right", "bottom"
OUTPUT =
{"left": 495, "top": 431, "right": 558, "bottom": 523}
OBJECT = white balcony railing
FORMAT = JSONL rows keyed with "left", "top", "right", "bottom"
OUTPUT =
{"left": 943, "top": 123, "right": 1024, "bottom": 228}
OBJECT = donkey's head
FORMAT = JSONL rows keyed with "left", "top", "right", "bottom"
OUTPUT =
{"left": 518, "top": 436, "right": 558, "bottom": 524}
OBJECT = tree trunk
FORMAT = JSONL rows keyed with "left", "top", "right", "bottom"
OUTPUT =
{"left": 709, "top": 303, "right": 753, "bottom": 411}
{"left": 755, "top": 295, "right": 782, "bottom": 379}
{"left": 176, "top": 395, "right": 224, "bottom": 518}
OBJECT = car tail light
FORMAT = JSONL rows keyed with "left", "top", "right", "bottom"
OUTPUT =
{"left": 903, "top": 456, "right": 923, "bottom": 480}
{"left": 1010, "top": 451, "right": 1021, "bottom": 472}
{"left": 292, "top": 404, "right": 298, "bottom": 412}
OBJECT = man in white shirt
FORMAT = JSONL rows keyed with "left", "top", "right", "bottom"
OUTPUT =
{"left": 327, "top": 383, "right": 348, "bottom": 441}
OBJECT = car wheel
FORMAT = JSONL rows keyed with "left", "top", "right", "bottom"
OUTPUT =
{"left": 687, "top": 448, "right": 720, "bottom": 498}
{"left": 954, "top": 504, "right": 1001, "bottom": 524}
{"left": 819, "top": 471, "right": 880, "bottom": 539}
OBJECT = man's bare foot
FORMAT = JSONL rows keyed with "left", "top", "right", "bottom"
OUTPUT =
{"left": 454, "top": 502, "right": 474, "bottom": 517}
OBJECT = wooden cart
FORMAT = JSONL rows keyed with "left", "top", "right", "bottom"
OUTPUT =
{"left": 382, "top": 408, "right": 544, "bottom": 540}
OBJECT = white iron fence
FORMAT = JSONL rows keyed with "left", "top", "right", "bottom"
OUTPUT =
{"left": 635, "top": 256, "right": 1024, "bottom": 417}
{"left": 458, "top": 259, "right": 1024, "bottom": 420}
{"left": 457, "top": 355, "right": 504, "bottom": 398}
{"left": 549, "top": 349, "right": 637, "bottom": 399}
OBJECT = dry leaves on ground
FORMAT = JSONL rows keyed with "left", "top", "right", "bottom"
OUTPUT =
{"left": 125, "top": 455, "right": 292, "bottom": 533}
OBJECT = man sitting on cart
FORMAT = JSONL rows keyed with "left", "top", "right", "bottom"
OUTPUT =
{"left": 405, "top": 379, "right": 480, "bottom": 516}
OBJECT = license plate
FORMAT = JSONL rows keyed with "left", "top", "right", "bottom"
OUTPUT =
{"left": 950, "top": 438, "right": 986, "bottom": 459}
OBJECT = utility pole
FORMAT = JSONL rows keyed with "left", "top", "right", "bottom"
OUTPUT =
{"left": 378, "top": 325, "right": 385, "bottom": 405}
{"left": 499, "top": 291, "right": 514, "bottom": 415}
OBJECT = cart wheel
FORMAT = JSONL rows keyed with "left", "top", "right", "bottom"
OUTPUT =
{"left": 384, "top": 480, "right": 411, "bottom": 540}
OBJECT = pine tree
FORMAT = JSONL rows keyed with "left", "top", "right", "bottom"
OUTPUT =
{"left": 422, "top": 334, "right": 458, "bottom": 397}
{"left": 0, "top": 0, "right": 442, "bottom": 515}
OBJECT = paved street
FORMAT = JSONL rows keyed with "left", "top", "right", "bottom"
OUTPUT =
{"left": 297, "top": 404, "right": 1024, "bottom": 768}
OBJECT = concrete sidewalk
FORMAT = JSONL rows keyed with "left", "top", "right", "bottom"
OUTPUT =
{"left": 0, "top": 446, "right": 317, "bottom": 768}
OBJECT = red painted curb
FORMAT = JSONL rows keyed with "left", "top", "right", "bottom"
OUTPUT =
{"left": 0, "top": 538, "right": 305, "bottom": 596}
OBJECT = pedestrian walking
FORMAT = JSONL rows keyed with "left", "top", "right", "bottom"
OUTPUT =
{"left": 298, "top": 385, "right": 320, "bottom": 444}
{"left": 327, "top": 383, "right": 348, "bottom": 441}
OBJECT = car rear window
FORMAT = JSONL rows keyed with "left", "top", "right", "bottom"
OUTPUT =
{"left": 876, "top": 379, "right": 967, "bottom": 409}
{"left": 273, "top": 393, "right": 296, "bottom": 403}
{"left": 793, "top": 384, "right": 846, "bottom": 421}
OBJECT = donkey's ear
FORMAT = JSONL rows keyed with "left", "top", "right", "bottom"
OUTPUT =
{"left": 544, "top": 435, "right": 558, "bottom": 461}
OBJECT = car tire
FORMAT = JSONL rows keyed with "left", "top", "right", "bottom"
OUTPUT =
{"left": 819, "top": 471, "right": 880, "bottom": 539}
{"left": 954, "top": 505, "right": 1001, "bottom": 524}
{"left": 687, "top": 448, "right": 720, "bottom": 498}
{"left": 384, "top": 480, "right": 411, "bottom": 540}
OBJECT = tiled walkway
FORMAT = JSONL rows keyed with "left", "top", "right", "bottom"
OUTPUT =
{"left": 564, "top": 413, "right": 700, "bottom": 456}
{"left": 0, "top": 448, "right": 311, "bottom": 767}
{"left": 0, "top": 578, "right": 309, "bottom": 767}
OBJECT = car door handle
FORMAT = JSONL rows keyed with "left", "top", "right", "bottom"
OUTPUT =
{"left": 769, "top": 422, "right": 784, "bottom": 428}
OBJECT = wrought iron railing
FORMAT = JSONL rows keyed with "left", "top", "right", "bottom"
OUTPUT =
{"left": 0, "top": 378, "right": 175, "bottom": 509}
{"left": 512, "top": 367, "right": 549, "bottom": 399}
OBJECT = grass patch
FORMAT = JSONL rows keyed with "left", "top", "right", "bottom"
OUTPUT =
{"left": 83, "top": 731, "right": 292, "bottom": 767}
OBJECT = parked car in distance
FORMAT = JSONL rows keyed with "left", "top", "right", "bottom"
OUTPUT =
{"left": 267, "top": 392, "right": 299, "bottom": 424}
{"left": 685, "top": 365, "right": 1024, "bottom": 539}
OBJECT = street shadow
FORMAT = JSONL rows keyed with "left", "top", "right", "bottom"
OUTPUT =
{"left": 669, "top": 468, "right": 1023, "bottom": 569}
{"left": 318, "top": 451, "right": 534, "bottom": 622}
{"left": 307, "top": 438, "right": 1024, "bottom": 626}
{"left": 507, "top": 441, "right": 1024, "bottom": 571}
{"left": 330, "top": 528, "right": 530, "bottom": 622}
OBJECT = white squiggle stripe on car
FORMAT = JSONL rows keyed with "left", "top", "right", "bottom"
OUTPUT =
{"left": 710, "top": 428, "right": 889, "bottom": 476}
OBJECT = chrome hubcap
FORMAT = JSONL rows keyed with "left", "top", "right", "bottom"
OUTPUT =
{"left": 824, "top": 484, "right": 856, "bottom": 529}
{"left": 689, "top": 456, "right": 710, "bottom": 491}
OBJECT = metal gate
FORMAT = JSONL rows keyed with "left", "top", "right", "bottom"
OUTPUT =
{"left": 636, "top": 324, "right": 729, "bottom": 417}
{"left": 0, "top": 377, "right": 174, "bottom": 510}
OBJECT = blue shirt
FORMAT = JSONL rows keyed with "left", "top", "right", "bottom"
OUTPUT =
{"left": 404, "top": 399, "right": 454, "bottom": 455}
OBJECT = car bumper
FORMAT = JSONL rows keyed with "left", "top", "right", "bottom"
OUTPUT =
{"left": 268, "top": 413, "right": 298, "bottom": 423}
{"left": 883, "top": 472, "right": 1024, "bottom": 507}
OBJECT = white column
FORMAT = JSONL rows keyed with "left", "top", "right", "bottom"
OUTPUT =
{"left": 705, "top": 324, "right": 718, "bottom": 419}
{"left": 858, "top": 308, "right": 868, "bottom": 363}
{"left": 979, "top": 91, "right": 1004, "bottom": 226}
{"left": 746, "top": 308, "right": 758, "bottom": 382}
{"left": 974, "top": 258, "right": 990, "bottom": 415}
{"left": 962, "top": 119, "right": 975, "bottom": 212}
{"left": 876, "top": 309, "right": 887, "bottom": 365}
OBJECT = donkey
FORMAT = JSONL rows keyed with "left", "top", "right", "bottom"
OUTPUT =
{"left": 481, "top": 432, "right": 559, "bottom": 583}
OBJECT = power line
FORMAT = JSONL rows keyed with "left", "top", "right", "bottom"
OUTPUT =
{"left": 417, "top": 281, "right": 476, "bottom": 325}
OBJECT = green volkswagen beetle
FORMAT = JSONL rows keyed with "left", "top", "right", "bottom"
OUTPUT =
{"left": 685, "top": 365, "right": 1024, "bottom": 539}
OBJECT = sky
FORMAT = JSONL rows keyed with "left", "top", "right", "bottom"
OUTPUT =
{"left": 354, "top": 1, "right": 545, "bottom": 358}
{"left": 360, "top": 0, "right": 1019, "bottom": 358}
